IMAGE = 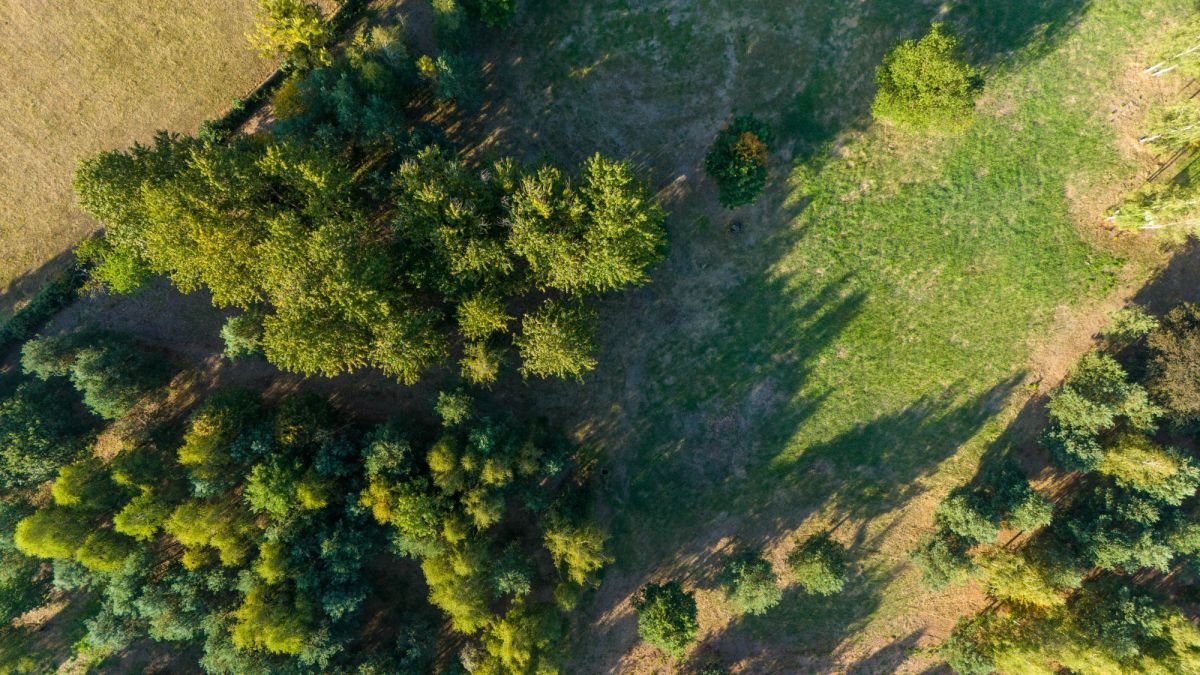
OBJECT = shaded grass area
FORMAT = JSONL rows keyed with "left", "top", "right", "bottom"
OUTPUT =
{"left": 462, "top": 0, "right": 1199, "bottom": 670}
{"left": 0, "top": 0, "right": 275, "bottom": 315}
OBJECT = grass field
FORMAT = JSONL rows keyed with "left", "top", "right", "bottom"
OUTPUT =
{"left": 0, "top": 0, "right": 275, "bottom": 317}
{"left": 461, "top": 1, "right": 1196, "bottom": 670}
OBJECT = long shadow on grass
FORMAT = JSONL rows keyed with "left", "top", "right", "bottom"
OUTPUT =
{"left": 456, "top": 0, "right": 1090, "bottom": 170}
{"left": 0, "top": 249, "right": 77, "bottom": 325}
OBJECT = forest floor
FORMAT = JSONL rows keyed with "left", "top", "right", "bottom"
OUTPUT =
{"left": 9, "top": 0, "right": 1200, "bottom": 673}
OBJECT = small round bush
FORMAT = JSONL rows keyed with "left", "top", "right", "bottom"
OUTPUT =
{"left": 704, "top": 115, "right": 772, "bottom": 208}
{"left": 787, "top": 534, "right": 848, "bottom": 596}
{"left": 872, "top": 23, "right": 979, "bottom": 130}
{"left": 721, "top": 549, "right": 781, "bottom": 616}
{"left": 632, "top": 581, "right": 698, "bottom": 658}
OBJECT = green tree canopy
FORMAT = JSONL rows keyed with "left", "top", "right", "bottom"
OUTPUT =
{"left": 872, "top": 23, "right": 980, "bottom": 130}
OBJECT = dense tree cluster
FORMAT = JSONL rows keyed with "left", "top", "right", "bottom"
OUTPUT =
{"left": 872, "top": 23, "right": 979, "bottom": 130}
{"left": 0, "top": 324, "right": 609, "bottom": 672}
{"left": 75, "top": 26, "right": 666, "bottom": 386}
{"left": 931, "top": 302, "right": 1200, "bottom": 673}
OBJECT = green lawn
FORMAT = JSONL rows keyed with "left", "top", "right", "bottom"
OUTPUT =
{"left": 471, "top": 0, "right": 1194, "bottom": 670}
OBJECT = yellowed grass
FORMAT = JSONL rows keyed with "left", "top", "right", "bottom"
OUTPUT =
{"left": 0, "top": 0, "right": 276, "bottom": 313}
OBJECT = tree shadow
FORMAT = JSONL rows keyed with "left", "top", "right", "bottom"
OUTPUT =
{"left": 0, "top": 249, "right": 76, "bottom": 324}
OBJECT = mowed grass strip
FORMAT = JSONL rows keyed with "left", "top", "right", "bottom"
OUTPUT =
{"left": 0, "top": 0, "right": 274, "bottom": 314}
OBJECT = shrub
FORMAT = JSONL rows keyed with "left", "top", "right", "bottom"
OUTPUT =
{"left": 787, "top": 534, "right": 848, "bottom": 596}
{"left": 632, "top": 581, "right": 698, "bottom": 658}
{"left": 872, "top": 23, "right": 979, "bottom": 130}
{"left": 721, "top": 549, "right": 781, "bottom": 616}
{"left": 704, "top": 115, "right": 772, "bottom": 208}
{"left": 1102, "top": 307, "right": 1158, "bottom": 344}
{"left": 940, "top": 613, "right": 1004, "bottom": 675}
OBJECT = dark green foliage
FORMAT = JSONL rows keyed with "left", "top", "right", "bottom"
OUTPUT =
{"left": 936, "top": 492, "right": 999, "bottom": 544}
{"left": 872, "top": 23, "right": 979, "bottom": 130}
{"left": 492, "top": 544, "right": 533, "bottom": 598}
{"left": 0, "top": 265, "right": 85, "bottom": 353}
{"left": 911, "top": 530, "right": 974, "bottom": 590}
{"left": 720, "top": 548, "right": 781, "bottom": 616}
{"left": 22, "top": 331, "right": 167, "bottom": 420}
{"left": 221, "top": 312, "right": 264, "bottom": 359}
{"left": 0, "top": 500, "right": 49, "bottom": 624}
{"left": 467, "top": 0, "right": 517, "bottom": 28}
{"left": 787, "top": 534, "right": 848, "bottom": 596}
{"left": 1147, "top": 303, "right": 1200, "bottom": 423}
{"left": 704, "top": 115, "right": 772, "bottom": 208}
{"left": 940, "top": 613, "right": 1003, "bottom": 675}
{"left": 632, "top": 581, "right": 698, "bottom": 658}
{"left": 1042, "top": 351, "right": 1159, "bottom": 471}
{"left": 0, "top": 379, "right": 88, "bottom": 490}
{"left": 1062, "top": 483, "right": 1176, "bottom": 573}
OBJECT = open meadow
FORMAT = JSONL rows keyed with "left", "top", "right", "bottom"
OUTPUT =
{"left": 3, "top": 0, "right": 1200, "bottom": 672}
{"left": 461, "top": 0, "right": 1197, "bottom": 670}
{"left": 0, "top": 0, "right": 274, "bottom": 316}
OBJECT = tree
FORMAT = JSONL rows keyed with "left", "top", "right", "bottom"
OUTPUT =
{"left": 543, "top": 512, "right": 611, "bottom": 587}
{"left": 1097, "top": 434, "right": 1200, "bottom": 506}
{"left": 14, "top": 506, "right": 90, "bottom": 560}
{"left": 721, "top": 549, "right": 782, "bottom": 616}
{"left": 703, "top": 115, "right": 772, "bottom": 208}
{"left": 249, "top": 0, "right": 332, "bottom": 70}
{"left": 911, "top": 530, "right": 975, "bottom": 590}
{"left": 508, "top": 154, "right": 668, "bottom": 293}
{"left": 221, "top": 312, "right": 265, "bottom": 359}
{"left": 515, "top": 301, "right": 598, "bottom": 380}
{"left": 936, "top": 492, "right": 999, "bottom": 544}
{"left": 632, "top": 581, "right": 698, "bottom": 658}
{"left": 0, "top": 380, "right": 87, "bottom": 489}
{"left": 1147, "top": 303, "right": 1200, "bottom": 422}
{"left": 872, "top": 23, "right": 979, "bottom": 130}
{"left": 1042, "top": 351, "right": 1160, "bottom": 471}
{"left": 787, "top": 534, "right": 848, "bottom": 595}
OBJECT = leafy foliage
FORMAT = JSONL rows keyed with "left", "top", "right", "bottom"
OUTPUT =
{"left": 787, "top": 534, "right": 848, "bottom": 596}
{"left": 249, "top": 0, "right": 332, "bottom": 70}
{"left": 1147, "top": 303, "right": 1200, "bottom": 423}
{"left": 703, "top": 115, "right": 772, "bottom": 208}
{"left": 872, "top": 23, "right": 979, "bottom": 130}
{"left": 632, "top": 581, "right": 698, "bottom": 658}
{"left": 720, "top": 548, "right": 782, "bottom": 616}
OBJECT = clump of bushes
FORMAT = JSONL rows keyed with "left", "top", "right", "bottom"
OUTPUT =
{"left": 704, "top": 115, "right": 772, "bottom": 208}
{"left": 872, "top": 23, "right": 979, "bottom": 130}
{"left": 633, "top": 581, "right": 698, "bottom": 658}
{"left": 720, "top": 548, "right": 781, "bottom": 616}
{"left": 787, "top": 534, "right": 847, "bottom": 596}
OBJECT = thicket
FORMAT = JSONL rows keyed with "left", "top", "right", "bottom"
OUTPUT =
{"left": 75, "top": 26, "right": 666, "bottom": 387}
{"left": 931, "top": 302, "right": 1200, "bottom": 673}
{"left": 872, "top": 23, "right": 979, "bottom": 130}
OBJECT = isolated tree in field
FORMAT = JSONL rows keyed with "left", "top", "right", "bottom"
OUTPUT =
{"left": 704, "top": 115, "right": 772, "bottom": 208}
{"left": 633, "top": 581, "right": 698, "bottom": 658}
{"left": 787, "top": 534, "right": 848, "bottom": 595}
{"left": 250, "top": 0, "right": 332, "bottom": 69}
{"left": 721, "top": 548, "right": 782, "bottom": 615}
{"left": 872, "top": 23, "right": 979, "bottom": 130}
